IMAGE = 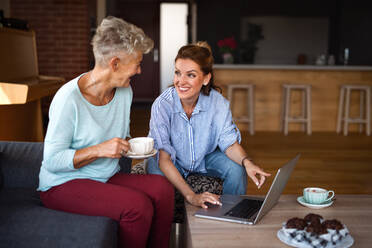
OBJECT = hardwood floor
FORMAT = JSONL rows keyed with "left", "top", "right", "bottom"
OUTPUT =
{"left": 130, "top": 103, "right": 372, "bottom": 195}
{"left": 240, "top": 132, "right": 372, "bottom": 195}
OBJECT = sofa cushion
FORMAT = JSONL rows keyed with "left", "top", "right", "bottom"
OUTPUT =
{"left": 131, "top": 161, "right": 146, "bottom": 174}
{"left": 0, "top": 141, "right": 43, "bottom": 189}
{"left": 0, "top": 188, "right": 118, "bottom": 248}
{"left": 131, "top": 161, "right": 224, "bottom": 223}
{"left": 0, "top": 151, "right": 3, "bottom": 191}
{"left": 186, "top": 174, "right": 223, "bottom": 195}
{"left": 0, "top": 141, "right": 132, "bottom": 189}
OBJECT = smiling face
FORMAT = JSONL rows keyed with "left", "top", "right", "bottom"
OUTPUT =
{"left": 112, "top": 51, "right": 143, "bottom": 88}
{"left": 174, "top": 58, "right": 211, "bottom": 105}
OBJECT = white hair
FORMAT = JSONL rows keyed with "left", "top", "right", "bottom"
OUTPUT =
{"left": 92, "top": 16, "right": 154, "bottom": 66}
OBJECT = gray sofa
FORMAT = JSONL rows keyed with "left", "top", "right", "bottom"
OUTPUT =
{"left": 0, "top": 141, "right": 132, "bottom": 248}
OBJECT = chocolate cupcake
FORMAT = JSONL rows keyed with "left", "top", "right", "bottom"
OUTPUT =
{"left": 304, "top": 213, "right": 323, "bottom": 225}
{"left": 282, "top": 218, "right": 307, "bottom": 241}
{"left": 322, "top": 219, "right": 343, "bottom": 230}
{"left": 306, "top": 222, "right": 327, "bottom": 235}
{"left": 281, "top": 215, "right": 351, "bottom": 248}
{"left": 321, "top": 219, "right": 349, "bottom": 245}
{"left": 286, "top": 217, "right": 307, "bottom": 230}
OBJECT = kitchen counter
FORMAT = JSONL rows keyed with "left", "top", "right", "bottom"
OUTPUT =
{"left": 214, "top": 65, "right": 372, "bottom": 132}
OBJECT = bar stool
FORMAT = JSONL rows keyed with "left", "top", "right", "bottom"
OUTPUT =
{"left": 336, "top": 85, "right": 371, "bottom": 136}
{"left": 227, "top": 84, "right": 255, "bottom": 135}
{"left": 280, "top": 84, "right": 312, "bottom": 135}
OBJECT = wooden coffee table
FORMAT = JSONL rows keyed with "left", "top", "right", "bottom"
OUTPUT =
{"left": 185, "top": 195, "right": 372, "bottom": 248}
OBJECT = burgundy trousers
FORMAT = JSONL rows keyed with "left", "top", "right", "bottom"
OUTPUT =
{"left": 40, "top": 173, "right": 174, "bottom": 248}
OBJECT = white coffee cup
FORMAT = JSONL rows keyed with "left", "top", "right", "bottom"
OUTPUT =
{"left": 129, "top": 137, "right": 154, "bottom": 155}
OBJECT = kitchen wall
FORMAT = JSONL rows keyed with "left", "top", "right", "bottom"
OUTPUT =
{"left": 338, "top": 1, "right": 372, "bottom": 65}
{"left": 242, "top": 16, "right": 329, "bottom": 65}
{"left": 196, "top": 0, "right": 372, "bottom": 65}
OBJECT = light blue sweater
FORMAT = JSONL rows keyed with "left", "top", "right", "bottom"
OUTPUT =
{"left": 38, "top": 74, "right": 132, "bottom": 191}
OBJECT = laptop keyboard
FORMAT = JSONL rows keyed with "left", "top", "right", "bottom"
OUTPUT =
{"left": 224, "top": 199, "right": 263, "bottom": 219}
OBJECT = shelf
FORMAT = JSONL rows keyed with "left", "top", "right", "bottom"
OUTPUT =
{"left": 0, "top": 75, "right": 65, "bottom": 105}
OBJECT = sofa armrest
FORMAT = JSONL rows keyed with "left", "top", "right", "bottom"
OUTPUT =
{"left": 0, "top": 141, "right": 43, "bottom": 189}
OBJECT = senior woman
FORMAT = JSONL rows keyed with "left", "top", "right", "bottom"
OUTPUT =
{"left": 37, "top": 16, "right": 174, "bottom": 248}
{"left": 147, "top": 41, "right": 270, "bottom": 209}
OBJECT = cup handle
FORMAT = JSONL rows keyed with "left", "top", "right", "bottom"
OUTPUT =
{"left": 326, "top": 190, "right": 335, "bottom": 201}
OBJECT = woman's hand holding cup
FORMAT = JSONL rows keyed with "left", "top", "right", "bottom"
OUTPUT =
{"left": 97, "top": 137, "right": 130, "bottom": 158}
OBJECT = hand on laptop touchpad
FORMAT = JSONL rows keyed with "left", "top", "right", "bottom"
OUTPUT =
{"left": 194, "top": 155, "right": 300, "bottom": 225}
{"left": 205, "top": 202, "right": 221, "bottom": 209}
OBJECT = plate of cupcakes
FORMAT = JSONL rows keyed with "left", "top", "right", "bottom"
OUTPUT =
{"left": 277, "top": 213, "right": 353, "bottom": 248}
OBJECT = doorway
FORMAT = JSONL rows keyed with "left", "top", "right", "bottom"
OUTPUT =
{"left": 107, "top": 1, "right": 190, "bottom": 101}
{"left": 160, "top": 3, "right": 189, "bottom": 92}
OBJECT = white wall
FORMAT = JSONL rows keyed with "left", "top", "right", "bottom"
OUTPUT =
{"left": 241, "top": 16, "right": 329, "bottom": 64}
{"left": 160, "top": 3, "right": 188, "bottom": 92}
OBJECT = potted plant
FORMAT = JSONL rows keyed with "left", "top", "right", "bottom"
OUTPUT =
{"left": 217, "top": 36, "right": 237, "bottom": 64}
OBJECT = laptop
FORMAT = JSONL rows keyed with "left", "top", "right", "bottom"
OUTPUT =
{"left": 194, "top": 154, "right": 300, "bottom": 225}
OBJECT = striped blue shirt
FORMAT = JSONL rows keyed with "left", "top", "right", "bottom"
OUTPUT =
{"left": 149, "top": 87, "right": 241, "bottom": 176}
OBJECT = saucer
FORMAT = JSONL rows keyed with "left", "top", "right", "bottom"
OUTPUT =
{"left": 126, "top": 149, "right": 157, "bottom": 159}
{"left": 297, "top": 196, "right": 333, "bottom": 209}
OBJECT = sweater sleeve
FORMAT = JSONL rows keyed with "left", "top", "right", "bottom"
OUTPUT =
{"left": 42, "top": 93, "right": 77, "bottom": 173}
